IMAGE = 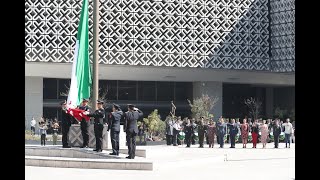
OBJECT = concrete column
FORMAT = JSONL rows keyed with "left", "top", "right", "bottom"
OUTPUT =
{"left": 266, "top": 87, "right": 274, "bottom": 118}
{"left": 193, "top": 82, "right": 223, "bottom": 121}
{"left": 25, "top": 76, "right": 43, "bottom": 131}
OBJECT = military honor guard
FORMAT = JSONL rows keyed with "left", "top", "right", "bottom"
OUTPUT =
{"left": 78, "top": 98, "right": 90, "bottom": 148}
{"left": 107, "top": 103, "right": 123, "bottom": 156}
{"left": 84, "top": 100, "right": 106, "bottom": 152}
{"left": 60, "top": 100, "right": 72, "bottom": 148}
{"left": 123, "top": 104, "right": 143, "bottom": 159}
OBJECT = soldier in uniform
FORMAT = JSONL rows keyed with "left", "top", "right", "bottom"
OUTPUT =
{"left": 107, "top": 103, "right": 123, "bottom": 156}
{"left": 77, "top": 98, "right": 90, "bottom": 148}
{"left": 60, "top": 100, "right": 72, "bottom": 148}
{"left": 197, "top": 117, "right": 206, "bottom": 148}
{"left": 273, "top": 119, "right": 282, "bottom": 148}
{"left": 84, "top": 100, "right": 105, "bottom": 152}
{"left": 123, "top": 104, "right": 143, "bottom": 159}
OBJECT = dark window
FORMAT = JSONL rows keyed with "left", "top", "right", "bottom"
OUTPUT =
{"left": 138, "top": 81, "right": 156, "bottom": 101}
{"left": 58, "top": 79, "right": 71, "bottom": 99}
{"left": 157, "top": 82, "right": 174, "bottom": 101}
{"left": 43, "top": 107, "right": 59, "bottom": 121}
{"left": 175, "top": 82, "right": 193, "bottom": 101}
{"left": 43, "top": 78, "right": 58, "bottom": 99}
{"left": 118, "top": 81, "right": 137, "bottom": 100}
{"left": 100, "top": 80, "right": 117, "bottom": 100}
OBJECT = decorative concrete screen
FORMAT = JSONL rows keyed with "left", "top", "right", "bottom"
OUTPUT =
{"left": 25, "top": 0, "right": 272, "bottom": 71}
{"left": 270, "top": 0, "right": 295, "bottom": 72}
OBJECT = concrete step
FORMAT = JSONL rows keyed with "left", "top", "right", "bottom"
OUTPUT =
{"left": 25, "top": 155, "right": 153, "bottom": 171}
{"left": 25, "top": 145, "right": 147, "bottom": 157}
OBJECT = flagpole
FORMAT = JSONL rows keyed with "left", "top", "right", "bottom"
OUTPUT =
{"left": 92, "top": 0, "right": 99, "bottom": 110}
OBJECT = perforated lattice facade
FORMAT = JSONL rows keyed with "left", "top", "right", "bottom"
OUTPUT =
{"left": 270, "top": 0, "right": 295, "bottom": 72}
{"left": 25, "top": 0, "right": 274, "bottom": 71}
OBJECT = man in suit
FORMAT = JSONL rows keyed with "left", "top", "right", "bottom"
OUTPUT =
{"left": 123, "top": 104, "right": 143, "bottom": 159}
{"left": 107, "top": 103, "right": 123, "bottom": 156}
{"left": 84, "top": 100, "right": 105, "bottom": 152}
{"left": 78, "top": 98, "right": 90, "bottom": 148}
{"left": 273, "top": 119, "right": 282, "bottom": 148}
{"left": 216, "top": 118, "right": 227, "bottom": 148}
{"left": 60, "top": 100, "right": 72, "bottom": 148}
{"left": 227, "top": 119, "right": 239, "bottom": 148}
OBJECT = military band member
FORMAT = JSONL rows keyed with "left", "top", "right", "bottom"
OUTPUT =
{"left": 60, "top": 100, "right": 72, "bottom": 148}
{"left": 123, "top": 104, "right": 143, "bottom": 159}
{"left": 107, "top": 103, "right": 123, "bottom": 156}
{"left": 84, "top": 100, "right": 105, "bottom": 152}
{"left": 78, "top": 98, "right": 90, "bottom": 148}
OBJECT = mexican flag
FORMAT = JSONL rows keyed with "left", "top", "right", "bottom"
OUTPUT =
{"left": 66, "top": 0, "right": 91, "bottom": 121}
{"left": 67, "top": 0, "right": 92, "bottom": 108}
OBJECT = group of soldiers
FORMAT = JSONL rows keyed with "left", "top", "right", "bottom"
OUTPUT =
{"left": 165, "top": 116, "right": 295, "bottom": 149}
{"left": 60, "top": 98, "right": 143, "bottom": 159}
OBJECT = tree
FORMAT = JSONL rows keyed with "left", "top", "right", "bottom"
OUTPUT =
{"left": 187, "top": 94, "right": 219, "bottom": 119}
{"left": 274, "top": 107, "right": 287, "bottom": 120}
{"left": 244, "top": 97, "right": 262, "bottom": 120}
{"left": 143, "top": 109, "right": 165, "bottom": 139}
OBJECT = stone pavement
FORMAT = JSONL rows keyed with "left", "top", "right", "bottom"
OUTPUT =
{"left": 25, "top": 143, "right": 295, "bottom": 180}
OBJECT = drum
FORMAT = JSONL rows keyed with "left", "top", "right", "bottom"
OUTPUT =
{"left": 178, "top": 132, "right": 185, "bottom": 141}
{"left": 248, "top": 132, "right": 252, "bottom": 142}
{"left": 193, "top": 132, "right": 199, "bottom": 141}
{"left": 279, "top": 132, "right": 285, "bottom": 141}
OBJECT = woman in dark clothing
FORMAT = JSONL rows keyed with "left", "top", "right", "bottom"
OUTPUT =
{"left": 184, "top": 119, "right": 194, "bottom": 148}
{"left": 251, "top": 120, "right": 259, "bottom": 148}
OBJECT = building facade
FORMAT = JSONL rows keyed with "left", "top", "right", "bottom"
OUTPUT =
{"left": 25, "top": 0, "right": 295, "bottom": 128}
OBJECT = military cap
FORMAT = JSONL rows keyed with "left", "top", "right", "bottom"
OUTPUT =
{"left": 97, "top": 100, "right": 104, "bottom": 104}
{"left": 82, "top": 98, "right": 89, "bottom": 102}
{"left": 113, "top": 103, "right": 120, "bottom": 109}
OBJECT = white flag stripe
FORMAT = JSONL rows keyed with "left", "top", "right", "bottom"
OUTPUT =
{"left": 67, "top": 40, "right": 80, "bottom": 109}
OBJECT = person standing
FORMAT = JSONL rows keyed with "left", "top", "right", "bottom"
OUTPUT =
{"left": 191, "top": 119, "right": 197, "bottom": 145}
{"left": 241, "top": 119, "right": 249, "bottom": 148}
{"left": 172, "top": 118, "right": 181, "bottom": 146}
{"left": 207, "top": 120, "right": 216, "bottom": 148}
{"left": 84, "top": 100, "right": 105, "bottom": 152}
{"left": 60, "top": 101, "right": 72, "bottom": 148}
{"left": 251, "top": 120, "right": 259, "bottom": 148}
{"left": 184, "top": 119, "right": 194, "bottom": 148}
{"left": 227, "top": 119, "right": 239, "bottom": 148}
{"left": 197, "top": 117, "right": 206, "bottom": 148}
{"left": 123, "top": 104, "right": 143, "bottom": 159}
{"left": 138, "top": 121, "right": 147, "bottom": 145}
{"left": 52, "top": 119, "right": 59, "bottom": 145}
{"left": 282, "top": 118, "right": 293, "bottom": 148}
{"left": 216, "top": 118, "right": 227, "bottom": 148}
{"left": 38, "top": 120, "right": 48, "bottom": 146}
{"left": 30, "top": 117, "right": 36, "bottom": 135}
{"left": 78, "top": 98, "right": 90, "bottom": 148}
{"left": 273, "top": 119, "right": 282, "bottom": 148}
{"left": 260, "top": 120, "right": 269, "bottom": 148}
{"left": 165, "top": 116, "right": 174, "bottom": 145}
{"left": 107, "top": 104, "right": 123, "bottom": 156}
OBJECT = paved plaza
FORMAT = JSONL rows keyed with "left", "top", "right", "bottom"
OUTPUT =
{"left": 26, "top": 142, "right": 295, "bottom": 180}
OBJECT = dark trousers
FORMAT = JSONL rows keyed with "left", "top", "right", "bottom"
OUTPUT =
{"left": 218, "top": 135, "right": 224, "bottom": 148}
{"left": 206, "top": 134, "right": 209, "bottom": 144}
{"left": 285, "top": 134, "right": 291, "bottom": 147}
{"left": 41, "top": 134, "right": 46, "bottom": 146}
{"left": 274, "top": 135, "right": 279, "bottom": 148}
{"left": 62, "top": 124, "right": 70, "bottom": 147}
{"left": 226, "top": 134, "right": 230, "bottom": 143}
{"left": 94, "top": 124, "right": 103, "bottom": 150}
{"left": 199, "top": 134, "right": 205, "bottom": 147}
{"left": 111, "top": 130, "right": 120, "bottom": 155}
{"left": 230, "top": 134, "right": 236, "bottom": 147}
{"left": 192, "top": 134, "right": 196, "bottom": 145}
{"left": 172, "top": 130, "right": 179, "bottom": 145}
{"left": 217, "top": 135, "right": 220, "bottom": 144}
{"left": 126, "top": 131, "right": 137, "bottom": 158}
{"left": 185, "top": 134, "right": 192, "bottom": 147}
{"left": 166, "top": 134, "right": 173, "bottom": 145}
{"left": 80, "top": 119, "right": 89, "bottom": 147}
{"left": 31, "top": 126, "right": 35, "bottom": 135}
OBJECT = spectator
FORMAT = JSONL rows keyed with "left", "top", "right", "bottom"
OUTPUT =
{"left": 30, "top": 117, "right": 36, "bottom": 135}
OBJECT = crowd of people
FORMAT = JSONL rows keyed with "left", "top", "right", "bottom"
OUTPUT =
{"left": 165, "top": 116, "right": 295, "bottom": 149}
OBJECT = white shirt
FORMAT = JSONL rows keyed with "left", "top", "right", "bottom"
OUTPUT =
{"left": 30, "top": 119, "right": 36, "bottom": 127}
{"left": 173, "top": 122, "right": 181, "bottom": 130}
{"left": 282, "top": 122, "right": 293, "bottom": 134}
